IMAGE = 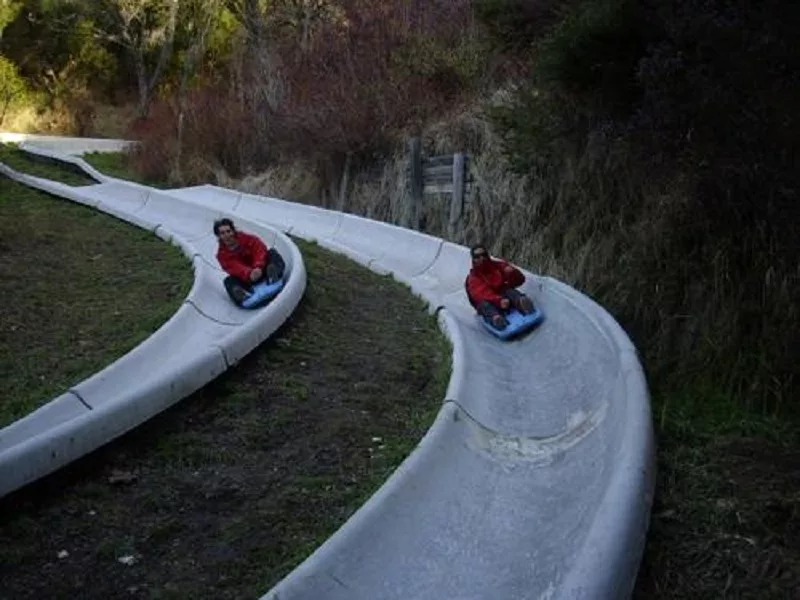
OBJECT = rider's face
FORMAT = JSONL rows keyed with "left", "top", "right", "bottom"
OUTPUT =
{"left": 217, "top": 225, "right": 236, "bottom": 247}
{"left": 472, "top": 248, "right": 488, "bottom": 264}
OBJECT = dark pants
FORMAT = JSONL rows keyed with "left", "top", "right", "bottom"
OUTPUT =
{"left": 224, "top": 248, "right": 286, "bottom": 306}
{"left": 475, "top": 289, "right": 534, "bottom": 328}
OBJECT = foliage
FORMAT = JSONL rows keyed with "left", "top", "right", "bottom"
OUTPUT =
{"left": 483, "top": 0, "right": 800, "bottom": 412}
{"left": 0, "top": 55, "right": 27, "bottom": 126}
{"left": 472, "top": 0, "right": 567, "bottom": 52}
{"left": 268, "top": 0, "right": 478, "bottom": 158}
{"left": 486, "top": 0, "right": 649, "bottom": 168}
{"left": 0, "top": 0, "right": 23, "bottom": 38}
{"left": 0, "top": 0, "right": 237, "bottom": 122}
{"left": 1, "top": 1, "right": 119, "bottom": 98}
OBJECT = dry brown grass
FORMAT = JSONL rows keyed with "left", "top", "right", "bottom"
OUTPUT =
{"left": 91, "top": 102, "right": 138, "bottom": 138}
{"left": 220, "top": 162, "right": 321, "bottom": 206}
{"left": 222, "top": 100, "right": 796, "bottom": 415}
{"left": 1, "top": 100, "right": 137, "bottom": 139}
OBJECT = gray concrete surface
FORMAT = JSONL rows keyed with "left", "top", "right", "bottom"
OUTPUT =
{"left": 2, "top": 139, "right": 655, "bottom": 599}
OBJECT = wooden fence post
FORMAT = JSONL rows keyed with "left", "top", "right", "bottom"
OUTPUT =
{"left": 449, "top": 152, "right": 466, "bottom": 240}
{"left": 406, "top": 137, "right": 423, "bottom": 229}
{"left": 337, "top": 151, "right": 352, "bottom": 212}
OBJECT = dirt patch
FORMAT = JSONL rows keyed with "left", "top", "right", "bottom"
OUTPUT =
{"left": 0, "top": 237, "right": 450, "bottom": 599}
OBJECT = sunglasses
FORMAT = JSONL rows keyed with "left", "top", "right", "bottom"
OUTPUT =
{"left": 472, "top": 252, "right": 488, "bottom": 259}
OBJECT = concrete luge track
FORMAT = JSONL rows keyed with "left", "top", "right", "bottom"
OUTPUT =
{"left": 0, "top": 136, "right": 307, "bottom": 498}
{"left": 4, "top": 136, "right": 655, "bottom": 599}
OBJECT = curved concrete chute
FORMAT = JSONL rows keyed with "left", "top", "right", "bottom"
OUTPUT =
{"left": 407, "top": 241, "right": 475, "bottom": 309}
{"left": 1, "top": 138, "right": 654, "bottom": 599}
{"left": 0, "top": 150, "right": 307, "bottom": 498}
{"left": 159, "top": 178, "right": 655, "bottom": 600}
{"left": 325, "top": 212, "right": 444, "bottom": 279}
{"left": 164, "top": 184, "right": 243, "bottom": 213}
{"left": 136, "top": 190, "right": 226, "bottom": 241}
{"left": 234, "top": 191, "right": 345, "bottom": 241}
{"left": 0, "top": 132, "right": 134, "bottom": 155}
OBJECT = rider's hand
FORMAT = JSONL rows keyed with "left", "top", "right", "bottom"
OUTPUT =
{"left": 500, "top": 298, "right": 511, "bottom": 310}
{"left": 492, "top": 314, "right": 507, "bottom": 329}
{"left": 250, "top": 268, "right": 263, "bottom": 282}
{"left": 503, "top": 265, "right": 515, "bottom": 276}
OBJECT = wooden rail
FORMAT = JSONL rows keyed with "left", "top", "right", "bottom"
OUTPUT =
{"left": 405, "top": 137, "right": 472, "bottom": 237}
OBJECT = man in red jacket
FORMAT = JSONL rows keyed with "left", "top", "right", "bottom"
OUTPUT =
{"left": 465, "top": 244, "right": 535, "bottom": 329}
{"left": 214, "top": 218, "right": 285, "bottom": 305}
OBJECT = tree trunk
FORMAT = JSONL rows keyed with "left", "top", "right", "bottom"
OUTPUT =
{"left": 134, "top": 0, "right": 179, "bottom": 120}
{"left": 135, "top": 53, "right": 149, "bottom": 119}
{"left": 172, "top": 0, "right": 218, "bottom": 182}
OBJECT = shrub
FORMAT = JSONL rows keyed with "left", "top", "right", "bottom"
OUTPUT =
{"left": 268, "top": 0, "right": 478, "bottom": 159}
{"left": 0, "top": 56, "right": 28, "bottom": 127}
{"left": 129, "top": 80, "right": 276, "bottom": 184}
{"left": 484, "top": 0, "right": 800, "bottom": 413}
{"left": 473, "top": 0, "right": 569, "bottom": 52}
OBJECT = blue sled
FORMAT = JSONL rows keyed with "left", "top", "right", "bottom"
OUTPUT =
{"left": 241, "top": 279, "right": 285, "bottom": 309}
{"left": 480, "top": 307, "right": 545, "bottom": 340}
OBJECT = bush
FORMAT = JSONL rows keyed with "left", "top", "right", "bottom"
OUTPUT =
{"left": 485, "top": 0, "right": 800, "bottom": 413}
{"left": 128, "top": 84, "right": 270, "bottom": 184}
{"left": 267, "top": 0, "right": 478, "bottom": 159}
{"left": 473, "top": 0, "right": 568, "bottom": 52}
{"left": 0, "top": 56, "right": 28, "bottom": 127}
{"left": 487, "top": 0, "right": 649, "bottom": 169}
{"left": 130, "top": 0, "right": 487, "bottom": 185}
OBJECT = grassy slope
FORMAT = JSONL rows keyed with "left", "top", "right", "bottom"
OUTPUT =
{"left": 9, "top": 137, "right": 797, "bottom": 597}
{"left": 83, "top": 151, "right": 170, "bottom": 188}
{"left": 633, "top": 384, "right": 800, "bottom": 598}
{"left": 0, "top": 149, "right": 191, "bottom": 428}
{"left": 0, "top": 149, "right": 451, "bottom": 597}
{"left": 0, "top": 143, "right": 96, "bottom": 186}
{"left": 0, "top": 236, "right": 450, "bottom": 599}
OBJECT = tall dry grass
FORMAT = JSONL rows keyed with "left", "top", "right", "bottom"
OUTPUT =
{"left": 224, "top": 102, "right": 796, "bottom": 414}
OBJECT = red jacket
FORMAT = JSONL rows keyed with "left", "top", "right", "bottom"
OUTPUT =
{"left": 216, "top": 231, "right": 271, "bottom": 281}
{"left": 465, "top": 258, "right": 525, "bottom": 308}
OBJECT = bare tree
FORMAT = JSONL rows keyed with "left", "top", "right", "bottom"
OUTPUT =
{"left": 172, "top": 0, "right": 223, "bottom": 181}
{"left": 68, "top": 0, "right": 180, "bottom": 119}
{"left": 272, "top": 0, "right": 340, "bottom": 54}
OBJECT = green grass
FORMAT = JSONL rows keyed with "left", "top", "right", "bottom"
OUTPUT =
{"left": 633, "top": 383, "right": 800, "bottom": 598}
{"left": 0, "top": 237, "right": 451, "bottom": 599}
{"left": 0, "top": 143, "right": 170, "bottom": 190}
{"left": 0, "top": 169, "right": 192, "bottom": 429}
{"left": 11, "top": 142, "right": 790, "bottom": 598}
{"left": 83, "top": 151, "right": 171, "bottom": 188}
{"left": 1, "top": 136, "right": 452, "bottom": 600}
{"left": 0, "top": 143, "right": 96, "bottom": 186}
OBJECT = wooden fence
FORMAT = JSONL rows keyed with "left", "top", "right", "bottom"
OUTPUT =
{"left": 405, "top": 137, "right": 472, "bottom": 238}
{"left": 352, "top": 137, "right": 473, "bottom": 238}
